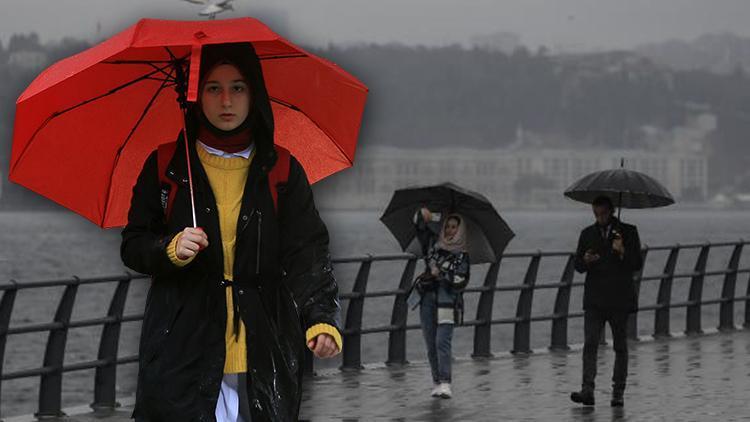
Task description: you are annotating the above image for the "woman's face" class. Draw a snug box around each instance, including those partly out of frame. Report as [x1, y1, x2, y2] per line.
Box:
[200, 64, 251, 131]
[444, 218, 460, 240]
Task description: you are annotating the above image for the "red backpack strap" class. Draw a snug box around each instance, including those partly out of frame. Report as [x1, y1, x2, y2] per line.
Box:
[157, 142, 178, 220]
[268, 145, 291, 213]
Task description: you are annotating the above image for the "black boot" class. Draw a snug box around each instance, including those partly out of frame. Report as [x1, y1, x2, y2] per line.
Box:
[610, 388, 624, 407]
[570, 389, 595, 406]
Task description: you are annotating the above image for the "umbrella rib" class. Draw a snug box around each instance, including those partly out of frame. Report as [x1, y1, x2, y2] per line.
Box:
[164, 47, 181, 63]
[11, 62, 176, 176]
[103, 59, 180, 64]
[146, 62, 181, 82]
[103, 53, 189, 82]
[101, 67, 175, 226]
[121, 71, 175, 155]
[258, 53, 307, 60]
[103, 54, 305, 63]
[269, 97, 353, 166]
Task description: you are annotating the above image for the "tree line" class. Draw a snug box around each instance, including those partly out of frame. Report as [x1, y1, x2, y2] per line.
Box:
[1, 34, 749, 208]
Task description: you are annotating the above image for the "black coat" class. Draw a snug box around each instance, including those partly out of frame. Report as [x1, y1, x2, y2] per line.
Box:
[121, 134, 341, 422]
[574, 218, 643, 313]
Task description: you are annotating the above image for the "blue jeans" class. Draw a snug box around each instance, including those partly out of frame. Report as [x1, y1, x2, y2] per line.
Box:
[420, 289, 454, 383]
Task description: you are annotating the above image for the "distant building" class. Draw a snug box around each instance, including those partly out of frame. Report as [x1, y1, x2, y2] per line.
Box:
[314, 146, 708, 210]
[469, 32, 522, 54]
[8, 50, 48, 69]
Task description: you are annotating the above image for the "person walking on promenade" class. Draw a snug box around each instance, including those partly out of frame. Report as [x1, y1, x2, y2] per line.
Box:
[121, 42, 342, 422]
[570, 195, 642, 408]
[413, 207, 470, 399]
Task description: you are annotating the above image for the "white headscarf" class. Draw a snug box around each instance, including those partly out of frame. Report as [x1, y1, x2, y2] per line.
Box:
[436, 214, 468, 253]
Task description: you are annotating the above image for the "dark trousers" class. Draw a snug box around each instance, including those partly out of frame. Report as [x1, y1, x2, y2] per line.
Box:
[237, 373, 252, 422]
[582, 308, 628, 393]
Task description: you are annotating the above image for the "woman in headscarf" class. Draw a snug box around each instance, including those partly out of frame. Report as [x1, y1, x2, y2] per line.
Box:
[414, 207, 470, 399]
[122, 42, 341, 422]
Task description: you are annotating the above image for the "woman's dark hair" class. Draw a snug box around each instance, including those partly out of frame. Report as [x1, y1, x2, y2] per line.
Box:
[592, 195, 614, 212]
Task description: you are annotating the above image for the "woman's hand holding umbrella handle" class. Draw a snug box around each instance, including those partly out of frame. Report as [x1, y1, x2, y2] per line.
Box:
[175, 227, 209, 260]
[420, 207, 432, 223]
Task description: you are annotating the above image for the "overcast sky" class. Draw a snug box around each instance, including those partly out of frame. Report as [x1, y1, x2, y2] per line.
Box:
[2, 0, 750, 50]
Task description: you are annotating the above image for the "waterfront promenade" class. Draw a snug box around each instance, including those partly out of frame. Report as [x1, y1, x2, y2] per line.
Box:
[5, 329, 750, 421]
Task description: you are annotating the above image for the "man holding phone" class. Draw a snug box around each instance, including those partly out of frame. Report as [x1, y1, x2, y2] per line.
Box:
[570, 196, 643, 407]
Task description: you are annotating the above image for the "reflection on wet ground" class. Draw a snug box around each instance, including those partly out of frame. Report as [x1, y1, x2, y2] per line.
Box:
[301, 330, 750, 421]
[7, 330, 749, 421]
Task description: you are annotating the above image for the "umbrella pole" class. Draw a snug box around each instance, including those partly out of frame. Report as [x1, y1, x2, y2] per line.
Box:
[179, 109, 198, 228]
[173, 54, 198, 228]
[618, 158, 624, 220]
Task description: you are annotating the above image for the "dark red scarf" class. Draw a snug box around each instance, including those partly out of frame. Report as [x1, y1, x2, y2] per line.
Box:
[197, 124, 252, 153]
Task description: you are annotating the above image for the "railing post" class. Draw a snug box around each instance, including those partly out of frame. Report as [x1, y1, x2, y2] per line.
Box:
[550, 255, 575, 351]
[386, 257, 417, 366]
[341, 257, 372, 370]
[472, 261, 501, 358]
[91, 275, 132, 411]
[719, 243, 743, 331]
[686, 244, 710, 335]
[512, 253, 541, 354]
[654, 247, 679, 338]
[744, 259, 750, 329]
[0, 281, 19, 420]
[628, 247, 649, 340]
[37, 278, 79, 419]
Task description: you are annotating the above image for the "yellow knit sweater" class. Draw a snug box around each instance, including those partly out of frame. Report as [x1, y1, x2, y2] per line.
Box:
[166, 145, 342, 373]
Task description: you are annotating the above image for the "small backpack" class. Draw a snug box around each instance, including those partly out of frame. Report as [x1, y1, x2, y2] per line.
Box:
[156, 142, 291, 220]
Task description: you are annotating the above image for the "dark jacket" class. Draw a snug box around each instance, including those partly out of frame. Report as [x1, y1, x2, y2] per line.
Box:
[121, 133, 341, 421]
[413, 210, 471, 322]
[574, 218, 643, 313]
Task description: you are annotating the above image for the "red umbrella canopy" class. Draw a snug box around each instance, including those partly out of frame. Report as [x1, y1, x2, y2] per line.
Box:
[9, 17, 368, 228]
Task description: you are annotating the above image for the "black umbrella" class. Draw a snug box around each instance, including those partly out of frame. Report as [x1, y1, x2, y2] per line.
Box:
[564, 160, 675, 217]
[380, 182, 514, 264]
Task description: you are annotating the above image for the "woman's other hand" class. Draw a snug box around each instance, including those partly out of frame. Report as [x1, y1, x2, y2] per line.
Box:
[307, 333, 340, 358]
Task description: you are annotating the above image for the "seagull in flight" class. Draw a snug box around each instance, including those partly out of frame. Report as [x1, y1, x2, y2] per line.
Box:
[181, 0, 235, 20]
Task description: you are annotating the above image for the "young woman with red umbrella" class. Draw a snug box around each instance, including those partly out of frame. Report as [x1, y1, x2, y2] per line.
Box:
[121, 42, 341, 422]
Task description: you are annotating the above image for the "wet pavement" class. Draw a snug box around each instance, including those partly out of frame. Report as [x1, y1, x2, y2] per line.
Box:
[302, 329, 750, 421]
[7, 329, 750, 421]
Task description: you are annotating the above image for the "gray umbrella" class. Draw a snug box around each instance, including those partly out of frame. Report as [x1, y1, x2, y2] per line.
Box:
[564, 163, 675, 217]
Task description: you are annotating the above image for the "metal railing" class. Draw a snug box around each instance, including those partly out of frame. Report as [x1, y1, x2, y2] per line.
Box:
[338, 240, 750, 368]
[1, 240, 749, 418]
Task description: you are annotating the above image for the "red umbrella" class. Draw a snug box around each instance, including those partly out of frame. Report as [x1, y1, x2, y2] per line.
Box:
[9, 17, 368, 228]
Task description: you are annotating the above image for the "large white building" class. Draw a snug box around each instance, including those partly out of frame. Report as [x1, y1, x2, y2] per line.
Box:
[314, 146, 708, 210]
[7, 50, 48, 69]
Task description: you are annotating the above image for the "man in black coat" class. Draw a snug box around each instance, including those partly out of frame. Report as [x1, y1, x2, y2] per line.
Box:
[570, 196, 642, 408]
